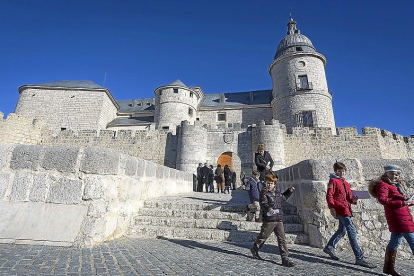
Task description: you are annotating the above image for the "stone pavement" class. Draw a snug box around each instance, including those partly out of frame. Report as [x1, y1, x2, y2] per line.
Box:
[1, 237, 413, 276]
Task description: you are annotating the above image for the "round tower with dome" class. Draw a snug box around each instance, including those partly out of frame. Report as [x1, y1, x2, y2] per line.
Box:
[269, 17, 336, 134]
[154, 79, 204, 133]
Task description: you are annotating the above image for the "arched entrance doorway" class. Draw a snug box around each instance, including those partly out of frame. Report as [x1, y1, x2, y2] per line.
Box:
[216, 152, 242, 189]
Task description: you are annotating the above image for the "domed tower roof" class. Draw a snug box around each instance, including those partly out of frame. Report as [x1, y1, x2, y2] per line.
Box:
[274, 17, 317, 60]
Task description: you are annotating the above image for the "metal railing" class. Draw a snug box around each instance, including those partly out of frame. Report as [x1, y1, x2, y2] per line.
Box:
[296, 82, 313, 91]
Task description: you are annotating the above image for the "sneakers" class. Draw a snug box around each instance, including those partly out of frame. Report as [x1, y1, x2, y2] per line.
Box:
[245, 205, 250, 213]
[355, 258, 377, 268]
[250, 246, 262, 260]
[255, 218, 262, 223]
[281, 257, 295, 267]
[323, 247, 339, 260]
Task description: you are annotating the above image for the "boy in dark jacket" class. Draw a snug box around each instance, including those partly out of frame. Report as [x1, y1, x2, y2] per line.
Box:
[245, 170, 262, 222]
[250, 173, 296, 267]
[323, 162, 376, 268]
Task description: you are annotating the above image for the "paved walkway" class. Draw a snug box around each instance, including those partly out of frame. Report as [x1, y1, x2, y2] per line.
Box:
[1, 236, 413, 275]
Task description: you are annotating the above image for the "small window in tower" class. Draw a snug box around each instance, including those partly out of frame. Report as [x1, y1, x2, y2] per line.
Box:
[162, 126, 169, 130]
[173, 88, 178, 93]
[146, 102, 151, 106]
[196, 118, 200, 121]
[159, 90, 162, 95]
[188, 108, 193, 116]
[302, 111, 314, 127]
[190, 92, 194, 98]
[61, 127, 67, 131]
[296, 47, 303, 51]
[217, 113, 226, 122]
[297, 75, 311, 90]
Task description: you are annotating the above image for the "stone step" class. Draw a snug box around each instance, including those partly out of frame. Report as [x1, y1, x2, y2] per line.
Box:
[138, 208, 301, 223]
[128, 225, 309, 244]
[142, 201, 298, 214]
[134, 216, 304, 232]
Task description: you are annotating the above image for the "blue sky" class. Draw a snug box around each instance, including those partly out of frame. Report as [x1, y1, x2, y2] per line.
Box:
[0, 0, 413, 136]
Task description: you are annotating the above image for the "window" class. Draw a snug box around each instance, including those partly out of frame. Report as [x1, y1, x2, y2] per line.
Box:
[298, 75, 308, 88]
[159, 90, 162, 95]
[162, 126, 169, 130]
[196, 118, 200, 121]
[302, 111, 313, 127]
[173, 88, 178, 93]
[61, 127, 67, 131]
[296, 47, 303, 51]
[188, 108, 193, 116]
[146, 102, 151, 106]
[190, 92, 194, 98]
[217, 113, 226, 122]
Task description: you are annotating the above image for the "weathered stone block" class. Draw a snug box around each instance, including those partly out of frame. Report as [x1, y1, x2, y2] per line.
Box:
[10, 145, 43, 171]
[125, 156, 137, 176]
[0, 144, 14, 170]
[29, 173, 55, 202]
[86, 199, 108, 217]
[41, 146, 80, 173]
[0, 172, 12, 199]
[80, 147, 120, 175]
[145, 161, 156, 178]
[47, 177, 83, 204]
[136, 159, 145, 178]
[83, 176, 107, 200]
[10, 172, 33, 201]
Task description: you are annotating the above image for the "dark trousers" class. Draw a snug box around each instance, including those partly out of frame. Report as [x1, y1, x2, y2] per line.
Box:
[197, 179, 203, 192]
[254, 221, 289, 258]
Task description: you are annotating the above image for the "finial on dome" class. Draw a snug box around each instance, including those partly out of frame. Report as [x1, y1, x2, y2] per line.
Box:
[287, 16, 300, 35]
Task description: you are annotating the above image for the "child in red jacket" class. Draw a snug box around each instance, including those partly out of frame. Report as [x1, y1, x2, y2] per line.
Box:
[323, 162, 376, 268]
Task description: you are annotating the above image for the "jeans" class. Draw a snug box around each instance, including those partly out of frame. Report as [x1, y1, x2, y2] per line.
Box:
[388, 232, 414, 253]
[326, 216, 364, 260]
[209, 183, 214, 193]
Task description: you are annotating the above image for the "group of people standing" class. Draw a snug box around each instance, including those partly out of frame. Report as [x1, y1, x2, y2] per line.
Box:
[244, 144, 414, 272]
[196, 163, 237, 193]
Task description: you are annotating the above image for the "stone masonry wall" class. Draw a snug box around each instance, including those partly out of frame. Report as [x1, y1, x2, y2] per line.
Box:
[276, 158, 414, 259]
[0, 112, 52, 145]
[15, 88, 117, 133]
[197, 107, 273, 127]
[0, 144, 193, 247]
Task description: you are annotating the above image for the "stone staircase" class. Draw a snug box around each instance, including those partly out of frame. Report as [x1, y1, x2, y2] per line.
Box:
[128, 191, 309, 245]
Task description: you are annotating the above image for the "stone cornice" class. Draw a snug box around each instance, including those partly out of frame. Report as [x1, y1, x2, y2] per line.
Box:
[269, 52, 327, 74]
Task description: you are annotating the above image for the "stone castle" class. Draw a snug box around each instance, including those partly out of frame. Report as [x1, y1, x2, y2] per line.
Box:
[3, 18, 413, 178]
[1, 17, 414, 258]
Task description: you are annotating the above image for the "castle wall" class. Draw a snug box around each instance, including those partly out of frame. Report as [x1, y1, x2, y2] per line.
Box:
[15, 88, 117, 133]
[276, 158, 414, 259]
[283, 127, 414, 166]
[197, 107, 272, 126]
[0, 144, 193, 247]
[271, 55, 335, 132]
[0, 112, 51, 145]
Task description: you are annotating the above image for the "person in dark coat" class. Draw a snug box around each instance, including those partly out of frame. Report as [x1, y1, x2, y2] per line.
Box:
[208, 165, 214, 193]
[369, 164, 414, 276]
[223, 165, 232, 194]
[231, 170, 237, 190]
[254, 144, 274, 181]
[215, 164, 224, 193]
[245, 170, 262, 222]
[200, 163, 211, 193]
[250, 173, 295, 267]
[196, 163, 203, 192]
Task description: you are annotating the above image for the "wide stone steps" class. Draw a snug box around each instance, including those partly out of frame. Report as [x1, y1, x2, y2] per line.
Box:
[129, 225, 309, 244]
[134, 216, 304, 232]
[137, 208, 301, 223]
[128, 191, 309, 245]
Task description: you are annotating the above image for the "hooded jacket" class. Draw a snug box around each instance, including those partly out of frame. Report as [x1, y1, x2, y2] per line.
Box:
[245, 177, 261, 203]
[326, 174, 355, 217]
[375, 178, 414, 233]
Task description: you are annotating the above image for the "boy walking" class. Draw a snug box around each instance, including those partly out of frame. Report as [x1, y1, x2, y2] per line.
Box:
[245, 170, 262, 222]
[323, 162, 376, 268]
[250, 173, 296, 267]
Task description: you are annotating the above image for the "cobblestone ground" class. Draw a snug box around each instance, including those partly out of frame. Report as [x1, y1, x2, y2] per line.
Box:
[0, 237, 413, 276]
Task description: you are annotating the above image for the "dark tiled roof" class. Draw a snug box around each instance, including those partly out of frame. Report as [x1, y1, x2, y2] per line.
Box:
[107, 116, 154, 127]
[33, 80, 105, 89]
[200, 90, 272, 107]
[117, 98, 156, 113]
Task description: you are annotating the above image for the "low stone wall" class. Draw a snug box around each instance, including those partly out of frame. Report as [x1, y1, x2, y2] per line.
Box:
[277, 158, 414, 259]
[0, 144, 193, 247]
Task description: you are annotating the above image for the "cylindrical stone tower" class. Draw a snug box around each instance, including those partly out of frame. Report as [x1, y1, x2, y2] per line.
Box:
[252, 119, 286, 170]
[270, 18, 335, 134]
[154, 79, 203, 133]
[176, 120, 208, 174]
